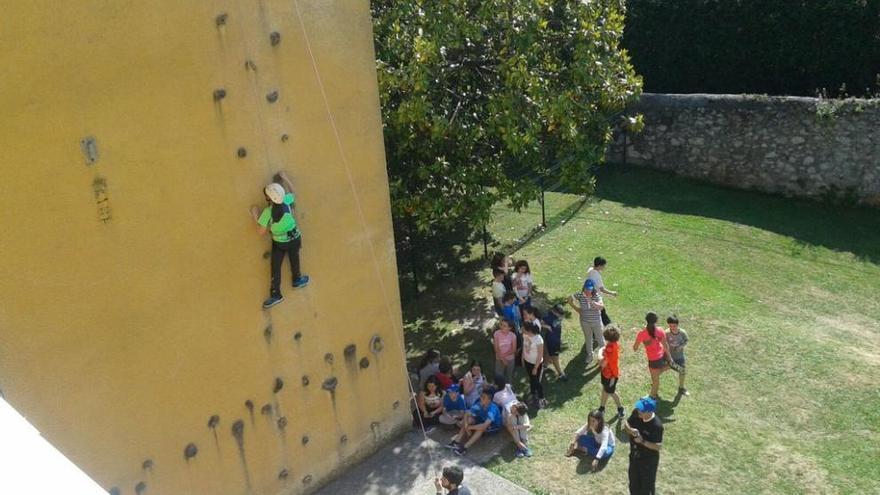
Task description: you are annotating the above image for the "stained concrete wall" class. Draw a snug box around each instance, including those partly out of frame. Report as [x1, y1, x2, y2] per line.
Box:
[0, 1, 410, 494]
[609, 93, 880, 205]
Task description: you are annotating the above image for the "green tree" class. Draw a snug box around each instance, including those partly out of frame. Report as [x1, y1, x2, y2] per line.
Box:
[372, 0, 641, 284]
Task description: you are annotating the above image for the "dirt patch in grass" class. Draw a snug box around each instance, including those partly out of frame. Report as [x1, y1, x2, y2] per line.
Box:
[761, 443, 833, 495]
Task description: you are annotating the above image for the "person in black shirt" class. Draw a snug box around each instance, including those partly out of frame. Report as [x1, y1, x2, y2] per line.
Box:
[434, 465, 472, 495]
[623, 396, 664, 495]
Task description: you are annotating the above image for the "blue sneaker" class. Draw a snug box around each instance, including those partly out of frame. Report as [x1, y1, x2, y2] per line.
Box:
[523, 448, 533, 457]
[262, 295, 284, 309]
[293, 275, 310, 288]
[514, 449, 525, 458]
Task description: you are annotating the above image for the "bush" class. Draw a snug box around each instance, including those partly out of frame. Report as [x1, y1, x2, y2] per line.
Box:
[624, 0, 880, 97]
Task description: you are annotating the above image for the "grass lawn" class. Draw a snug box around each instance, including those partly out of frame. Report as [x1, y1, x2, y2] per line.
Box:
[402, 165, 880, 495]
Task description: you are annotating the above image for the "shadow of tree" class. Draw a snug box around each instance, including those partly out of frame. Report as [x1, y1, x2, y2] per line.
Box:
[595, 163, 880, 264]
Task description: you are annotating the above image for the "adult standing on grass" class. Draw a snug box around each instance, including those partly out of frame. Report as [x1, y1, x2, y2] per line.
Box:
[633, 312, 671, 400]
[587, 256, 617, 325]
[569, 279, 606, 366]
[624, 397, 663, 495]
[249, 171, 309, 310]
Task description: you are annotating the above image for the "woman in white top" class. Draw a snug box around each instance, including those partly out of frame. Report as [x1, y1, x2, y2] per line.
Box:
[521, 321, 546, 407]
[566, 409, 616, 470]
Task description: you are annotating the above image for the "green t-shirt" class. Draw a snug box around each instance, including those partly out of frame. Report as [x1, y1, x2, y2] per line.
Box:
[258, 193, 300, 243]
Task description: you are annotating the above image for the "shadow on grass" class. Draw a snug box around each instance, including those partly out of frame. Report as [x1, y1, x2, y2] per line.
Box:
[595, 164, 880, 264]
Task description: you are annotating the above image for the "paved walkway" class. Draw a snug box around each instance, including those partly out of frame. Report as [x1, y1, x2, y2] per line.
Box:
[314, 429, 532, 495]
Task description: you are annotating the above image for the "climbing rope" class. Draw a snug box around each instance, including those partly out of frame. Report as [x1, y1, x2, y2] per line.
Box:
[291, 0, 442, 477]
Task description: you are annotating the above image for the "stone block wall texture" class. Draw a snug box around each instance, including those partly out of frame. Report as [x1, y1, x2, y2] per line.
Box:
[610, 93, 880, 205]
[0, 1, 410, 495]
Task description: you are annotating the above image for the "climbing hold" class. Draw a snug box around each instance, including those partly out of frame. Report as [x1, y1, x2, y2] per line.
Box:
[301, 375, 310, 386]
[273, 377, 284, 393]
[184, 443, 198, 460]
[293, 331, 302, 341]
[302, 475, 313, 485]
[237, 147, 247, 158]
[261, 404, 273, 416]
[135, 481, 147, 495]
[278, 469, 289, 480]
[344, 344, 357, 361]
[244, 60, 257, 71]
[340, 434, 347, 444]
[142, 459, 154, 471]
[208, 415, 220, 429]
[324, 353, 334, 365]
[370, 335, 384, 354]
[370, 421, 380, 431]
[281, 134, 289, 142]
[263, 250, 272, 260]
[232, 420, 245, 438]
[322, 377, 338, 392]
[213, 88, 226, 102]
[277, 416, 288, 430]
[359, 357, 370, 369]
[245, 400, 254, 413]
[215, 13, 228, 27]
[263, 325, 272, 341]
[301, 435, 309, 445]
[266, 91, 279, 103]
[270, 32, 281, 46]
[392, 400, 400, 410]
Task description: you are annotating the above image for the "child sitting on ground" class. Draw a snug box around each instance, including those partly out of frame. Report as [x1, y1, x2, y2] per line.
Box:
[460, 360, 485, 408]
[566, 409, 616, 471]
[439, 384, 468, 427]
[597, 324, 625, 419]
[507, 402, 532, 458]
[666, 315, 690, 396]
[449, 390, 504, 456]
[434, 357, 456, 390]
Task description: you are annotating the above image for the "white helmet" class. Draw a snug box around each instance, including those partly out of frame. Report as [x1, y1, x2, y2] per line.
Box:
[264, 183, 285, 204]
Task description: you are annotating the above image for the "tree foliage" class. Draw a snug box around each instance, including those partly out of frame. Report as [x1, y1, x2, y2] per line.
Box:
[372, 0, 642, 268]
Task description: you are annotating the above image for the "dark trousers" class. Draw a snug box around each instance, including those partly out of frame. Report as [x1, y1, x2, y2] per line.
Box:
[628, 454, 659, 495]
[524, 361, 544, 399]
[270, 237, 302, 297]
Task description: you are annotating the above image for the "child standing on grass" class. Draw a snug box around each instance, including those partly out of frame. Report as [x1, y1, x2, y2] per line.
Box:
[491, 268, 507, 316]
[597, 324, 625, 419]
[493, 319, 517, 386]
[521, 321, 547, 408]
[512, 260, 534, 308]
[439, 384, 468, 427]
[501, 292, 522, 331]
[633, 312, 671, 400]
[666, 315, 690, 397]
[507, 402, 533, 458]
[542, 304, 568, 382]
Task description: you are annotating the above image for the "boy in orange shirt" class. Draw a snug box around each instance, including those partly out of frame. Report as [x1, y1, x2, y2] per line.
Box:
[598, 324, 625, 419]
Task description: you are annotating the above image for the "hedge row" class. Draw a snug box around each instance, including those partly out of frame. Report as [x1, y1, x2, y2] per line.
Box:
[623, 0, 880, 97]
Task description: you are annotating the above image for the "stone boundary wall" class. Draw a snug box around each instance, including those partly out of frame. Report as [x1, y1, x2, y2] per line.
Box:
[608, 93, 880, 206]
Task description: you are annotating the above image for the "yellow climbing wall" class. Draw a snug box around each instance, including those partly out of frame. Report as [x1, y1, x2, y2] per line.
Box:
[0, 1, 410, 494]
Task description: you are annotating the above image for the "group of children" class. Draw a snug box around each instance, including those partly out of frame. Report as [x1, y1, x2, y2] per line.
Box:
[412, 252, 690, 489]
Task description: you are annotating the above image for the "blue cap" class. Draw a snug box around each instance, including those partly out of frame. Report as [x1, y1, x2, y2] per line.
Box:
[583, 279, 595, 291]
[447, 384, 460, 394]
[634, 396, 657, 413]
